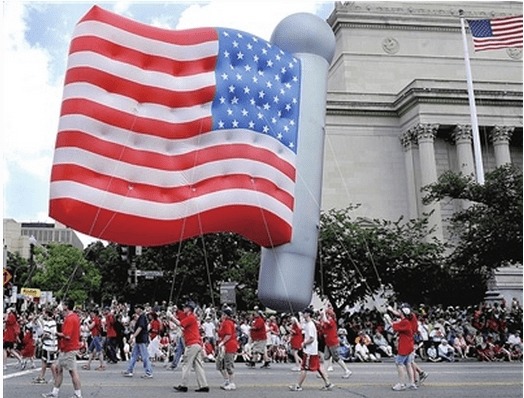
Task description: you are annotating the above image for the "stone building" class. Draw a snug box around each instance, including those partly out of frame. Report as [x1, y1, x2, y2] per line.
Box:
[323, 1, 522, 302]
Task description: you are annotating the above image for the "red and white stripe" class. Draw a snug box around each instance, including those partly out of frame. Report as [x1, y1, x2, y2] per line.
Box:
[49, 6, 295, 247]
[472, 15, 523, 51]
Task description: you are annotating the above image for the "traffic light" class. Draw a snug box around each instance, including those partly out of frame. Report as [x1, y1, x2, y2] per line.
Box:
[121, 245, 129, 263]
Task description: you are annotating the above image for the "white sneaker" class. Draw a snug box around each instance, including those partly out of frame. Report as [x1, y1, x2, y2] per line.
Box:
[342, 370, 352, 379]
[327, 366, 334, 372]
[392, 383, 406, 391]
[224, 383, 236, 390]
[289, 384, 303, 391]
[291, 366, 301, 372]
[41, 393, 58, 398]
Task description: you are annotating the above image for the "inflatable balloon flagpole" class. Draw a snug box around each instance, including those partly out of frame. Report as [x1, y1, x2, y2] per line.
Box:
[258, 13, 336, 312]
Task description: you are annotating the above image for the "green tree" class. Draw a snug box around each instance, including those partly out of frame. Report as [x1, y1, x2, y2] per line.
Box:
[99, 233, 260, 309]
[316, 206, 446, 314]
[83, 242, 130, 304]
[31, 243, 101, 304]
[422, 164, 523, 304]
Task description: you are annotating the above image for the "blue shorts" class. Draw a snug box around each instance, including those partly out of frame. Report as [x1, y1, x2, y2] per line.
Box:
[395, 353, 413, 366]
[88, 336, 103, 352]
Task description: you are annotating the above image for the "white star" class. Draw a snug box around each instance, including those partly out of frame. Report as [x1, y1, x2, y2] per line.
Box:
[252, 76, 258, 83]
[266, 81, 273, 89]
[247, 43, 253, 50]
[218, 120, 225, 128]
[257, 112, 264, 119]
[223, 31, 230, 37]
[227, 108, 233, 116]
[224, 50, 230, 58]
[241, 108, 249, 116]
[248, 121, 255, 129]
[232, 119, 239, 128]
[253, 55, 259, 62]
[271, 117, 277, 124]
[262, 48, 268, 55]
[219, 96, 226, 104]
[266, 59, 273, 67]
[228, 85, 235, 93]
[232, 40, 239, 48]
[273, 96, 279, 103]
[285, 104, 291, 111]
[249, 98, 256, 105]
[277, 132, 283, 140]
[263, 125, 269, 133]
[221, 73, 228, 80]
[237, 51, 244, 60]
[263, 103, 270, 110]
[258, 90, 265, 98]
[289, 142, 295, 149]
[275, 54, 281, 61]
[237, 32, 243, 38]
[244, 64, 252, 72]
[236, 73, 242, 81]
[231, 97, 239, 105]
[274, 74, 281, 81]
[243, 86, 251, 94]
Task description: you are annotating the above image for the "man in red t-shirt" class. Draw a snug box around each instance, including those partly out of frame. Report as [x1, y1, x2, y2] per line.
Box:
[389, 304, 416, 391]
[83, 308, 105, 370]
[42, 299, 83, 398]
[320, 309, 352, 378]
[172, 301, 209, 393]
[3, 307, 22, 369]
[247, 309, 271, 368]
[103, 307, 119, 363]
[216, 308, 239, 390]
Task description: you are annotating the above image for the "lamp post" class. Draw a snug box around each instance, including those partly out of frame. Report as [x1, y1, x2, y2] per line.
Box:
[25, 235, 38, 287]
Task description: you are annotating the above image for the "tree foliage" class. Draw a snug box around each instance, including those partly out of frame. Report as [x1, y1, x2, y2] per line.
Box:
[423, 164, 522, 270]
[31, 243, 101, 304]
[315, 206, 446, 314]
[420, 164, 523, 305]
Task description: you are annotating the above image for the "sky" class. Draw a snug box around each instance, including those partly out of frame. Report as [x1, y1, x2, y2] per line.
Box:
[1, 0, 335, 246]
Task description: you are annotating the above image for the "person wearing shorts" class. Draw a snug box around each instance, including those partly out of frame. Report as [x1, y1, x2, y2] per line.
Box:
[42, 299, 83, 398]
[390, 305, 416, 391]
[289, 308, 334, 392]
[216, 308, 239, 390]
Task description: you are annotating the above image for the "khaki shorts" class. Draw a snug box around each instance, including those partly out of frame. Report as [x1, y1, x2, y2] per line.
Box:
[216, 352, 236, 375]
[58, 351, 78, 371]
[251, 340, 266, 354]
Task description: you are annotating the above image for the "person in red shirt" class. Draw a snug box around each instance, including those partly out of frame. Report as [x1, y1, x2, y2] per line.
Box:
[42, 299, 83, 398]
[288, 316, 303, 371]
[83, 309, 105, 370]
[320, 308, 352, 378]
[20, 324, 36, 370]
[3, 307, 22, 369]
[216, 308, 239, 390]
[247, 309, 271, 368]
[388, 304, 416, 391]
[103, 307, 118, 363]
[172, 301, 209, 393]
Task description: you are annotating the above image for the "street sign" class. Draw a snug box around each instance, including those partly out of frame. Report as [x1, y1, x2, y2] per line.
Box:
[3, 269, 12, 286]
[129, 270, 164, 279]
[21, 287, 42, 298]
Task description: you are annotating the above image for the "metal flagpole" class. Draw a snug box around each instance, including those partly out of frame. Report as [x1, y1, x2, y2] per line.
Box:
[459, 10, 485, 184]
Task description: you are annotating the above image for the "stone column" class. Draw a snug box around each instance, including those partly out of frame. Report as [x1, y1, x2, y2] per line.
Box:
[414, 123, 443, 241]
[400, 130, 418, 219]
[452, 125, 475, 177]
[490, 126, 514, 167]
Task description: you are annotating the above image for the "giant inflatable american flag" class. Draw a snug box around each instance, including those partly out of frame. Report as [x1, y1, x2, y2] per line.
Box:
[49, 6, 300, 247]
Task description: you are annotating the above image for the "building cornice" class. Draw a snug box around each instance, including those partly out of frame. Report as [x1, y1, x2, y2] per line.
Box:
[327, 79, 523, 117]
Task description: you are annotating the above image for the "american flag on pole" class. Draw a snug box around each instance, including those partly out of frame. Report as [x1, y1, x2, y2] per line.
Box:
[49, 6, 300, 247]
[467, 15, 523, 51]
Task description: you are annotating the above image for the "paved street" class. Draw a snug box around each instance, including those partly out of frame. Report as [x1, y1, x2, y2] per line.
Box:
[3, 359, 522, 398]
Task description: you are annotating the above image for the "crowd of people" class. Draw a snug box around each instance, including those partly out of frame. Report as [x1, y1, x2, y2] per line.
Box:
[3, 295, 523, 395]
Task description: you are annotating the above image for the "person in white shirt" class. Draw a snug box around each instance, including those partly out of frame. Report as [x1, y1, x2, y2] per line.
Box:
[34, 308, 58, 384]
[289, 308, 333, 392]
